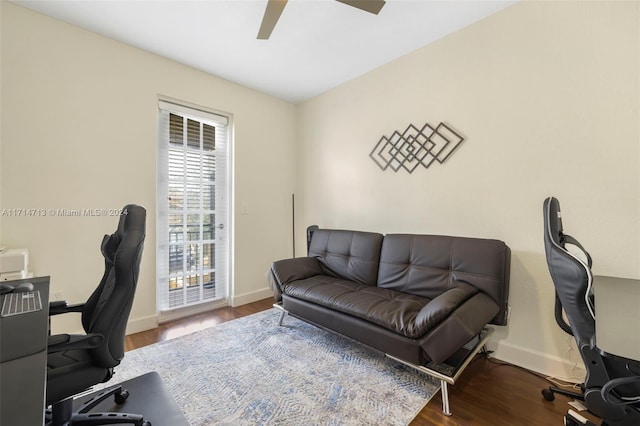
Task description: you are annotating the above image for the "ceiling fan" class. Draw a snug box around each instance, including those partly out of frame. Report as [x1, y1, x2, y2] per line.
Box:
[257, 0, 386, 40]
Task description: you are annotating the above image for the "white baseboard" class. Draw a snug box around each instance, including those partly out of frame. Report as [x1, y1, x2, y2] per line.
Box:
[489, 340, 586, 383]
[125, 289, 274, 334]
[159, 299, 228, 324]
[231, 287, 274, 307]
[125, 314, 159, 335]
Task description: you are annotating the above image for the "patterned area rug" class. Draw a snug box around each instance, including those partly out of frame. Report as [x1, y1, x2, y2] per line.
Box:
[107, 309, 439, 425]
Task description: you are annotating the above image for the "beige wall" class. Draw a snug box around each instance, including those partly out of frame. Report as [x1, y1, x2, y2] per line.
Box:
[2, 1, 638, 378]
[0, 3, 296, 333]
[296, 1, 639, 377]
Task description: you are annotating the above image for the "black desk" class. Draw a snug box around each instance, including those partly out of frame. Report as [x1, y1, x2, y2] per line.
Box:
[73, 372, 189, 426]
[0, 276, 50, 426]
[1, 277, 187, 426]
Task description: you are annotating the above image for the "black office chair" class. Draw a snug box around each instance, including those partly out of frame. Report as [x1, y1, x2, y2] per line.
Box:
[45, 205, 149, 426]
[542, 196, 640, 426]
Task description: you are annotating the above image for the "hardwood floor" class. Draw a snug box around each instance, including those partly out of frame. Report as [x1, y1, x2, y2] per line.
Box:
[125, 298, 591, 425]
[124, 298, 274, 351]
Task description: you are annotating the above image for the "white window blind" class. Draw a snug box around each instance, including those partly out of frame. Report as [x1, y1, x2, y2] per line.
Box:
[157, 100, 229, 312]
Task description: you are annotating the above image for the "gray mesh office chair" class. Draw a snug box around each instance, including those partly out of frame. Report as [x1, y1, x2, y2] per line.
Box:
[45, 205, 149, 426]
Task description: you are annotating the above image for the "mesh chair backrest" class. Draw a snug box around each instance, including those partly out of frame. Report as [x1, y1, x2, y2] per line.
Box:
[81, 205, 146, 367]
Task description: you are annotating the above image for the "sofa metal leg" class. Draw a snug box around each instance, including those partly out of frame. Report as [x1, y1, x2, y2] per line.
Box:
[441, 380, 452, 416]
[385, 327, 494, 418]
[273, 303, 287, 326]
[278, 310, 287, 326]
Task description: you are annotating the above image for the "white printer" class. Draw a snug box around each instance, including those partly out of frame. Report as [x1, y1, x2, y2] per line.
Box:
[0, 248, 32, 281]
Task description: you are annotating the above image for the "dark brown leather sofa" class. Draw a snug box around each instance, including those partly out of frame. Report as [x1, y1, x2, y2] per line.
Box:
[267, 226, 511, 415]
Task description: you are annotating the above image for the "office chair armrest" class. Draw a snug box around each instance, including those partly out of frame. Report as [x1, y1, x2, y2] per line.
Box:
[49, 301, 85, 316]
[47, 333, 104, 353]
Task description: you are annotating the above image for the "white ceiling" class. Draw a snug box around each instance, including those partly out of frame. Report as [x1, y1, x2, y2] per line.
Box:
[13, 0, 516, 104]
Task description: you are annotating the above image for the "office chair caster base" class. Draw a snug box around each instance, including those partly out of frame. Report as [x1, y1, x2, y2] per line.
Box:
[114, 389, 129, 404]
[70, 412, 147, 425]
[46, 385, 149, 426]
[542, 385, 584, 402]
[542, 388, 555, 401]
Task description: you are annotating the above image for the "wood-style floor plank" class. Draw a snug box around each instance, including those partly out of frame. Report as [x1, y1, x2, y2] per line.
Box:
[125, 298, 591, 425]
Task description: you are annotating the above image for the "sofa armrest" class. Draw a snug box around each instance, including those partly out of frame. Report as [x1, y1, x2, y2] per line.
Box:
[420, 292, 500, 363]
[413, 283, 478, 335]
[267, 257, 324, 302]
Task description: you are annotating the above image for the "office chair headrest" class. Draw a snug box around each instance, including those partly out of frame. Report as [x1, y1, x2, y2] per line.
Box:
[101, 205, 145, 265]
[544, 196, 564, 245]
[117, 204, 146, 234]
[545, 196, 592, 267]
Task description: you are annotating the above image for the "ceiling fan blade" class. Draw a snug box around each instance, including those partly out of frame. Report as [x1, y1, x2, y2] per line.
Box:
[257, 0, 288, 40]
[335, 0, 386, 15]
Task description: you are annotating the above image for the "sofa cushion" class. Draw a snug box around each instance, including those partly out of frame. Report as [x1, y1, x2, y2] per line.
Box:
[308, 229, 383, 286]
[377, 234, 510, 325]
[283, 275, 480, 339]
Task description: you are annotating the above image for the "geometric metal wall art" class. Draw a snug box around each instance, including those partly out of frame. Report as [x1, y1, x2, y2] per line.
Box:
[369, 122, 465, 173]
